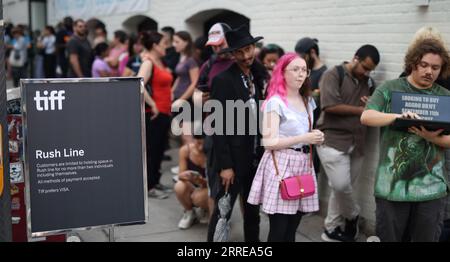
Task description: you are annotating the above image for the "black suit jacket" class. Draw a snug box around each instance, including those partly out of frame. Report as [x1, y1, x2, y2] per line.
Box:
[210, 62, 266, 174]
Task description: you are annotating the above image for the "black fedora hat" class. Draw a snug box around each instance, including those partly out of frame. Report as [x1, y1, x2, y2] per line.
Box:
[219, 25, 263, 54]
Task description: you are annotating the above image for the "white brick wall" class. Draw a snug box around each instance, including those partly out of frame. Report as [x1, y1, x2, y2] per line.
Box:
[3, 0, 29, 26]
[6, 0, 449, 81]
[37, 0, 450, 82]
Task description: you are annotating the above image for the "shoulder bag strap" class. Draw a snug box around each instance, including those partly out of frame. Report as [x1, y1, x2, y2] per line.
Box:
[302, 97, 313, 172]
[271, 150, 286, 184]
[271, 97, 314, 179]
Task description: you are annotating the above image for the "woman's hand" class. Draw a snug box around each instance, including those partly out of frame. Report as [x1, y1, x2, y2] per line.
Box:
[150, 103, 159, 120]
[305, 129, 325, 145]
[178, 170, 193, 182]
[192, 175, 207, 188]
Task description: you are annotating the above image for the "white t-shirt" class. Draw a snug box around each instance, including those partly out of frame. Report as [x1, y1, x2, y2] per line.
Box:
[264, 95, 316, 148]
[8, 36, 27, 67]
[42, 35, 56, 55]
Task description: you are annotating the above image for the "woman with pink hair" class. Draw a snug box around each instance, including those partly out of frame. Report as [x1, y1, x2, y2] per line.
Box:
[248, 53, 324, 242]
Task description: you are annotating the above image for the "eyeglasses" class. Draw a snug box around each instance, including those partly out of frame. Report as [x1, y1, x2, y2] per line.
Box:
[285, 67, 311, 77]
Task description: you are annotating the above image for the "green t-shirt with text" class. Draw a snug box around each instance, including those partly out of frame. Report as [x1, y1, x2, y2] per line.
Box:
[366, 77, 450, 201]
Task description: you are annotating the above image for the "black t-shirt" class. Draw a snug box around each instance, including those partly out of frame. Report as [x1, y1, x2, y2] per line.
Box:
[126, 55, 142, 75]
[310, 65, 327, 90]
[67, 35, 93, 77]
[55, 29, 72, 57]
[163, 47, 180, 73]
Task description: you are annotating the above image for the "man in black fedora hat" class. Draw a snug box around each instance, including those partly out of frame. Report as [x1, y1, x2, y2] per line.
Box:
[207, 25, 267, 242]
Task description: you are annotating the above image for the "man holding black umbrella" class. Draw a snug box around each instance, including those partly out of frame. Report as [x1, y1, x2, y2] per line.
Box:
[207, 25, 267, 242]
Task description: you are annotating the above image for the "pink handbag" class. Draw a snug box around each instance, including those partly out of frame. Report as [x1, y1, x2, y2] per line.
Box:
[271, 150, 315, 200]
[279, 172, 315, 200]
[271, 97, 315, 200]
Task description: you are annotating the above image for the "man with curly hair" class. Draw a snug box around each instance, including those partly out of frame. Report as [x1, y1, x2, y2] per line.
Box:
[361, 33, 450, 242]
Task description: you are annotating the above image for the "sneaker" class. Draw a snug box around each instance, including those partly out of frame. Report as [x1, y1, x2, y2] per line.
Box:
[321, 227, 355, 242]
[366, 236, 381, 242]
[194, 207, 209, 224]
[155, 183, 174, 193]
[178, 210, 196, 229]
[148, 188, 169, 199]
[171, 166, 180, 174]
[344, 215, 359, 240]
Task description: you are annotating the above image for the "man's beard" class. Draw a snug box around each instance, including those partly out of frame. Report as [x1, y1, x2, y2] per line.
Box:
[307, 56, 315, 71]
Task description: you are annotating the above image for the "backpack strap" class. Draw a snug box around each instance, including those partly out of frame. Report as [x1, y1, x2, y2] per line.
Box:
[336, 64, 377, 94]
[197, 54, 217, 92]
[336, 65, 345, 89]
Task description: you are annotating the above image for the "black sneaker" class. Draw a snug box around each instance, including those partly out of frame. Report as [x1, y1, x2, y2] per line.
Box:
[344, 215, 359, 240]
[321, 227, 355, 242]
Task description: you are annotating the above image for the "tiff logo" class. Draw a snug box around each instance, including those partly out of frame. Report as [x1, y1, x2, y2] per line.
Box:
[34, 90, 66, 111]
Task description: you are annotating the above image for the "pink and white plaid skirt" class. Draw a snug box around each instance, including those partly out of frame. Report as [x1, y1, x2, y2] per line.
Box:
[247, 149, 319, 214]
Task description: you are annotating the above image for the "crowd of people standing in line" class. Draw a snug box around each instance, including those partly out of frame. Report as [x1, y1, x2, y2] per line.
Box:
[4, 16, 450, 242]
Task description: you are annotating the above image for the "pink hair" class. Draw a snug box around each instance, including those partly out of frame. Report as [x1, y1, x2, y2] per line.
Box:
[263, 52, 301, 109]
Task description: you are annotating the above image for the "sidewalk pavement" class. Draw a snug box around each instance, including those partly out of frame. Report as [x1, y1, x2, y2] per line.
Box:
[75, 146, 367, 242]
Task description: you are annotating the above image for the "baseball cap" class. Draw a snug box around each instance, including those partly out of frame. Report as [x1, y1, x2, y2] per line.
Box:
[295, 37, 318, 54]
[205, 23, 231, 46]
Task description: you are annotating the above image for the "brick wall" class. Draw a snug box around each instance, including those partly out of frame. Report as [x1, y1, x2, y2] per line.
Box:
[6, 0, 450, 81]
[3, 0, 29, 26]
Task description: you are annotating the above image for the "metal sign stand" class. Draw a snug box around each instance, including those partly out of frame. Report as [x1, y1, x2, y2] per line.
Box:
[109, 226, 115, 242]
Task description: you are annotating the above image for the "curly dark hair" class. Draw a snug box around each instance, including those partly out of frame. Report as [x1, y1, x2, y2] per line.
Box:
[404, 38, 450, 79]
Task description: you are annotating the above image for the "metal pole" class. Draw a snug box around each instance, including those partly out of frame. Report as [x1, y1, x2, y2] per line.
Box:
[109, 226, 115, 242]
[0, 0, 13, 242]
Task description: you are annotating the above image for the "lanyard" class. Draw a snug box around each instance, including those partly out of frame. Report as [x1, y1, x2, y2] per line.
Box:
[240, 72, 255, 98]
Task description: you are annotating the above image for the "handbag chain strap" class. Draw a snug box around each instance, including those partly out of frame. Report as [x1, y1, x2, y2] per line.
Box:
[271, 96, 314, 180]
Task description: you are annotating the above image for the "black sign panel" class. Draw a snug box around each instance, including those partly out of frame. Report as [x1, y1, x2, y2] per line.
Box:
[22, 78, 147, 236]
[391, 92, 450, 134]
[391, 92, 450, 121]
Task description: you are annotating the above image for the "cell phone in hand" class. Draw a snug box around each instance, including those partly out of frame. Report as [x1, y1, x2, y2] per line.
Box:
[190, 171, 202, 177]
[190, 171, 205, 187]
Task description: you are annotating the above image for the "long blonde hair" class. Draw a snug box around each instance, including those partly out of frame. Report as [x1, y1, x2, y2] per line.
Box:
[408, 26, 449, 52]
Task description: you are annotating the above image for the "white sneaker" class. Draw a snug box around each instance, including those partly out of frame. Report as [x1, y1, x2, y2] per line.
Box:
[148, 188, 169, 199]
[171, 166, 180, 174]
[194, 207, 209, 224]
[178, 210, 196, 229]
